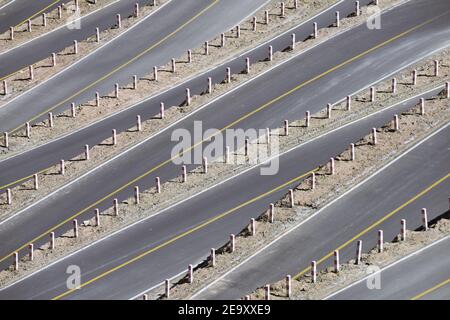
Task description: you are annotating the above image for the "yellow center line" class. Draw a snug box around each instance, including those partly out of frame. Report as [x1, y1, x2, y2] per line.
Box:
[293, 172, 450, 280]
[0, 10, 446, 266]
[14, 0, 63, 29]
[51, 168, 317, 300]
[411, 278, 450, 300]
[3, 0, 220, 130]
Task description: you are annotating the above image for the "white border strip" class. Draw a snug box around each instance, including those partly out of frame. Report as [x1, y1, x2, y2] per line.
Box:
[0, 0, 16, 11]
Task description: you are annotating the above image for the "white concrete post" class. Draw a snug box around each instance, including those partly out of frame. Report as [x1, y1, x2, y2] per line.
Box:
[186, 88, 191, 106]
[73, 219, 79, 238]
[226, 67, 231, 84]
[136, 115, 142, 132]
[51, 53, 56, 67]
[392, 78, 397, 94]
[43, 13, 47, 26]
[434, 60, 439, 77]
[48, 112, 54, 128]
[73, 40, 78, 54]
[133, 75, 137, 90]
[95, 208, 100, 227]
[112, 129, 117, 145]
[134, 186, 140, 204]
[182, 165, 187, 182]
[207, 77, 212, 94]
[305, 110, 310, 127]
[264, 10, 269, 25]
[96, 27, 100, 42]
[187, 49, 192, 63]
[284, 119, 289, 136]
[29, 65, 34, 80]
[288, 189, 294, 208]
[400, 219, 406, 241]
[244, 138, 249, 156]
[419, 98, 425, 115]
[25, 122, 31, 138]
[350, 143, 355, 161]
[50, 232, 55, 249]
[6, 188, 12, 205]
[311, 172, 316, 189]
[291, 33, 295, 50]
[355, 240, 362, 264]
[160, 102, 165, 119]
[27, 19, 32, 32]
[236, 25, 240, 38]
[245, 57, 250, 74]
[229, 234, 236, 252]
[393, 114, 399, 131]
[60, 159, 65, 175]
[280, 2, 285, 17]
[85, 144, 90, 160]
[33, 174, 39, 190]
[266, 128, 270, 144]
[313, 22, 318, 39]
[113, 198, 119, 216]
[378, 230, 383, 253]
[116, 14, 121, 28]
[329, 157, 335, 175]
[171, 58, 176, 73]
[203, 156, 208, 174]
[204, 41, 209, 55]
[75, 0, 79, 10]
[142, 294, 148, 300]
[58, 5, 62, 19]
[346, 95, 352, 111]
[220, 33, 225, 47]
[252, 16, 257, 31]
[327, 103, 332, 119]
[13, 252, 18, 271]
[286, 275, 292, 298]
[371, 128, 377, 145]
[421, 208, 428, 231]
[334, 250, 340, 273]
[165, 279, 170, 298]
[250, 218, 256, 236]
[134, 3, 139, 17]
[153, 66, 158, 81]
[269, 203, 274, 223]
[446, 82, 450, 99]
[210, 248, 216, 267]
[311, 260, 317, 283]
[2, 80, 7, 95]
[265, 284, 270, 300]
[294, 0, 298, 9]
[29, 243, 34, 261]
[225, 146, 230, 163]
[9, 27, 14, 40]
[115, 83, 119, 98]
[3, 132, 9, 148]
[188, 264, 193, 283]
[370, 86, 375, 102]
[268, 45, 273, 61]
[335, 11, 340, 27]
[155, 177, 161, 193]
[71, 103, 76, 117]
[355, 1, 360, 16]
[412, 70, 417, 85]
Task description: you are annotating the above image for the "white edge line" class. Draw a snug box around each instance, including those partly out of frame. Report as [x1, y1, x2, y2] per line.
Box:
[0, 0, 122, 57]
[0, 82, 446, 294]
[0, 0, 173, 110]
[323, 235, 450, 300]
[190, 121, 450, 299]
[0, 0, 16, 11]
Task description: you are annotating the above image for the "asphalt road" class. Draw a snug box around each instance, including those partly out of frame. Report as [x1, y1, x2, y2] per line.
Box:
[0, 0, 370, 191]
[0, 0, 449, 274]
[193, 124, 450, 300]
[326, 236, 450, 300]
[0, 0, 173, 80]
[0, 91, 448, 299]
[0, 0, 271, 133]
[0, 0, 72, 34]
